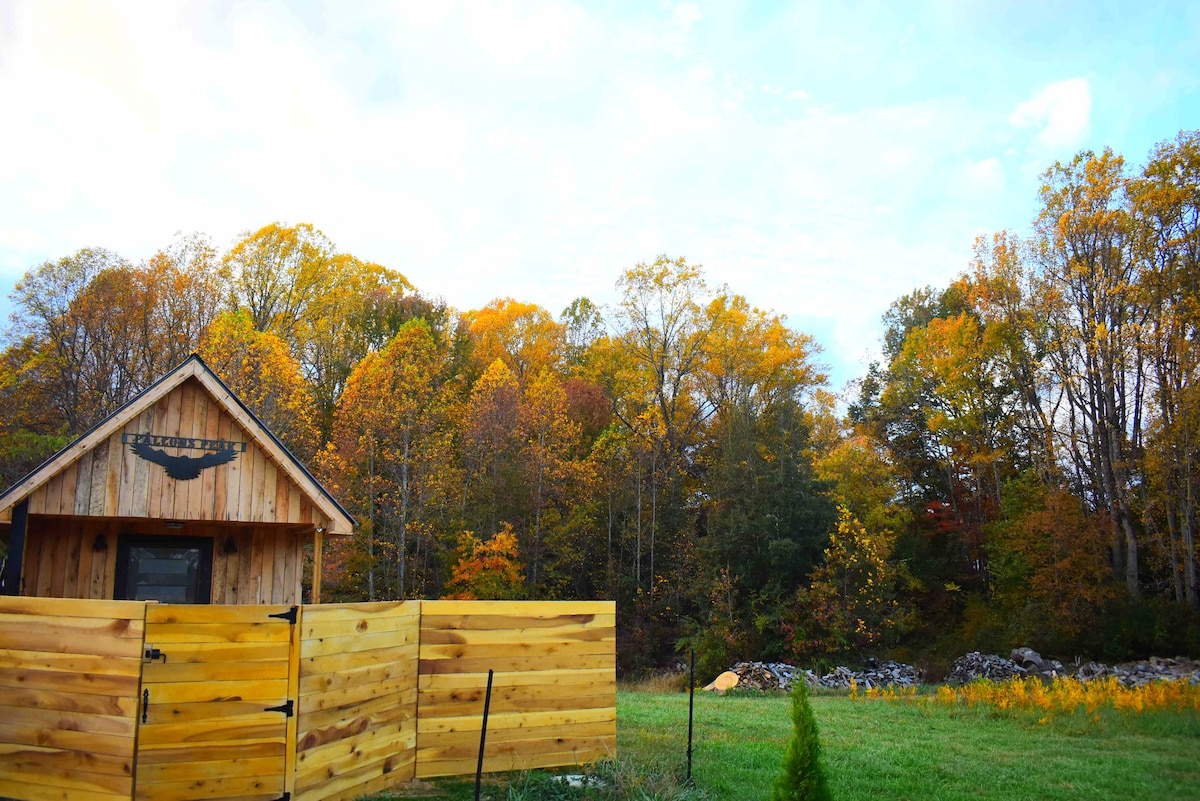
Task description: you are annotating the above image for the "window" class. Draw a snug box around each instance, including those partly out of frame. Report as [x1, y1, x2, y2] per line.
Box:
[114, 535, 213, 603]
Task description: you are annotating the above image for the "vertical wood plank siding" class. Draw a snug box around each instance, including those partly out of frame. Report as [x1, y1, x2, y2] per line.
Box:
[19, 521, 307, 605]
[21, 377, 334, 531]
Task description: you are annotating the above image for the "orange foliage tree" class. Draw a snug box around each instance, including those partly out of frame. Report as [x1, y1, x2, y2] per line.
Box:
[443, 523, 526, 600]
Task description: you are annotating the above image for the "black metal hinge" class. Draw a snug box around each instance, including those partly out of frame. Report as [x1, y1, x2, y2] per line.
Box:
[264, 699, 294, 717]
[272, 794, 290, 801]
[268, 606, 298, 624]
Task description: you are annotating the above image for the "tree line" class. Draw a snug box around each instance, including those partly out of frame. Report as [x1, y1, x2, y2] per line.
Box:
[2, 131, 1197, 675]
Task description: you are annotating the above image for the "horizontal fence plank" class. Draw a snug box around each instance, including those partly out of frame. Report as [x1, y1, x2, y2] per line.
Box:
[295, 718, 415, 774]
[299, 644, 414, 676]
[0, 597, 145, 620]
[419, 612, 615, 631]
[299, 657, 416, 696]
[0, 721, 135, 758]
[141, 641, 290, 663]
[301, 628, 417, 659]
[143, 621, 292, 645]
[301, 675, 415, 714]
[136, 742, 285, 766]
[141, 678, 288, 704]
[418, 667, 609, 690]
[415, 737, 615, 779]
[419, 653, 615, 675]
[298, 600, 418, 623]
[0, 704, 136, 738]
[0, 777, 129, 801]
[301, 609, 420, 640]
[294, 720, 415, 788]
[145, 604, 293, 625]
[136, 754, 279, 784]
[0, 756, 134, 796]
[0, 742, 134, 778]
[0, 665, 141, 697]
[298, 687, 417, 734]
[419, 640, 613, 662]
[420, 600, 612, 617]
[0, 648, 142, 677]
[141, 659, 286, 684]
[417, 706, 615, 735]
[0, 686, 139, 718]
[134, 772, 285, 801]
[136, 717, 287, 748]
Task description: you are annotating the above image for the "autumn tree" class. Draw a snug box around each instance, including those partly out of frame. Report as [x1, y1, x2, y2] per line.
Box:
[199, 310, 319, 461]
[443, 523, 526, 600]
[224, 222, 337, 346]
[468, 298, 566, 381]
[987, 471, 1116, 651]
[1128, 131, 1200, 607]
[321, 320, 449, 600]
[1036, 148, 1147, 596]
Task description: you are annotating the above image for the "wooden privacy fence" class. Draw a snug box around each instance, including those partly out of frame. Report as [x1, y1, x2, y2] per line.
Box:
[0, 597, 615, 801]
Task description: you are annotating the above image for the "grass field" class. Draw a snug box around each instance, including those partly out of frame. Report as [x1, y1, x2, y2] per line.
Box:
[371, 688, 1200, 800]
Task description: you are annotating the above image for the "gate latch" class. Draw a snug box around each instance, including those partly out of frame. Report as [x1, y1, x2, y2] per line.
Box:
[143, 645, 166, 663]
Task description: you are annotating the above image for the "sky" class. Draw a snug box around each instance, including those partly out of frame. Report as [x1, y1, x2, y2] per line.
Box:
[1, 1, 1197, 391]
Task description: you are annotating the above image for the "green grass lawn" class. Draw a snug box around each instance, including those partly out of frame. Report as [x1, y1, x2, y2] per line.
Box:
[371, 689, 1200, 801]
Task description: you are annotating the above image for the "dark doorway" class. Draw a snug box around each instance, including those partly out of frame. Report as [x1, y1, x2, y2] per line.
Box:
[114, 534, 213, 603]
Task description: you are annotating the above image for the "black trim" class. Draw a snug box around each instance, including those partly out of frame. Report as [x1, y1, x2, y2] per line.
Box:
[0, 499, 27, 595]
[114, 533, 214, 604]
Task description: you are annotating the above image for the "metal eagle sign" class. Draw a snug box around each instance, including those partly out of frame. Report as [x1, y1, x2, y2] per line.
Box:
[122, 433, 246, 481]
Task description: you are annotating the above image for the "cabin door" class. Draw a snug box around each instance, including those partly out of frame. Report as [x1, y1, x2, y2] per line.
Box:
[134, 604, 298, 801]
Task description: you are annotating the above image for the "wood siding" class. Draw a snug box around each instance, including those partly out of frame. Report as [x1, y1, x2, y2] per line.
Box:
[18, 520, 309, 605]
[295, 601, 420, 801]
[416, 600, 617, 778]
[0, 598, 617, 801]
[136, 604, 295, 801]
[22, 377, 333, 531]
[0, 597, 144, 801]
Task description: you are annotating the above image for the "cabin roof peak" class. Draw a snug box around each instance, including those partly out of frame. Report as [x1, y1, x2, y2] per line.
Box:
[0, 354, 354, 534]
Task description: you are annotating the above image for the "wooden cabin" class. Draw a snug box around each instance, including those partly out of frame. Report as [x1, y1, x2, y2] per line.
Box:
[0, 355, 354, 605]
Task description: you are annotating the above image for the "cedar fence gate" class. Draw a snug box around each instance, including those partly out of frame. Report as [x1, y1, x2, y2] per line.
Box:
[0, 597, 616, 801]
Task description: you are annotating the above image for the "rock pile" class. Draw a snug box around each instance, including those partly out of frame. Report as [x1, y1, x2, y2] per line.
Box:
[708, 650, 1199, 694]
[720, 660, 917, 692]
[1010, 647, 1066, 679]
[945, 651, 1027, 684]
[1077, 656, 1200, 687]
[726, 661, 800, 691]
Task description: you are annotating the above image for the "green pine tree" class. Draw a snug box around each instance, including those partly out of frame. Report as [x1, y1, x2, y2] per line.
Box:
[771, 679, 832, 801]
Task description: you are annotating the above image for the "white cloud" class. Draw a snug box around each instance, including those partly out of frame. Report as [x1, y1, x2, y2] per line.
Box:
[1008, 78, 1091, 148]
[661, 1, 703, 57]
[966, 158, 1005, 191]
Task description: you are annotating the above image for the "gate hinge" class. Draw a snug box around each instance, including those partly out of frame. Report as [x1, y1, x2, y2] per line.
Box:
[268, 606, 298, 624]
[272, 794, 290, 801]
[265, 699, 294, 717]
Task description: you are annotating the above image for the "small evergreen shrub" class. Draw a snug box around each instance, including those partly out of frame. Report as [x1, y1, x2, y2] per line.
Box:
[770, 679, 832, 801]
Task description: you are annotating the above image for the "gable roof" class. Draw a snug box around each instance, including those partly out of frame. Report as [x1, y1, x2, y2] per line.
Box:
[0, 354, 354, 534]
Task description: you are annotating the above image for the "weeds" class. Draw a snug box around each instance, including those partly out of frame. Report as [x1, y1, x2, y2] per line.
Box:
[852, 675, 1200, 725]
